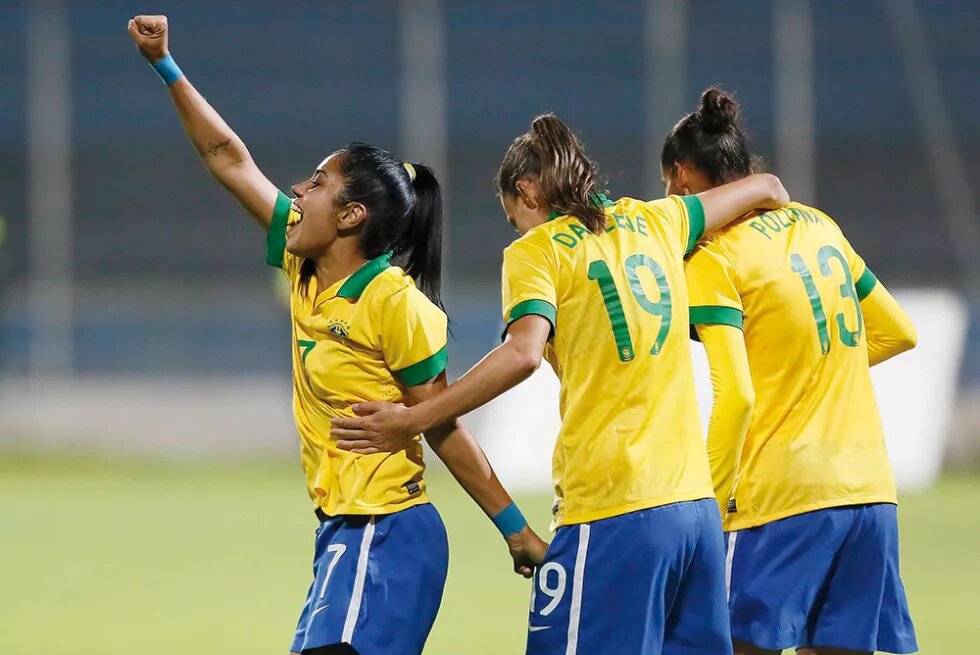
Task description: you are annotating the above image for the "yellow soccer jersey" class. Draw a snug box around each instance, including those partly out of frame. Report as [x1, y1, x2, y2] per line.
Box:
[502, 194, 714, 528]
[266, 191, 448, 516]
[686, 202, 897, 532]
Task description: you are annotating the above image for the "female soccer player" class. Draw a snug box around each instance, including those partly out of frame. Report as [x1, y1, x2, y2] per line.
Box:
[664, 88, 918, 655]
[332, 113, 789, 654]
[127, 15, 547, 655]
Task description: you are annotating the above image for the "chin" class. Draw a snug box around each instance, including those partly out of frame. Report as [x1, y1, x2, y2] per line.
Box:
[286, 240, 328, 260]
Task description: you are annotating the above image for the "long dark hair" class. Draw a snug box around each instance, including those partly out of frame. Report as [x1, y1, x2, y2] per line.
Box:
[661, 87, 755, 185]
[495, 113, 607, 233]
[299, 143, 443, 307]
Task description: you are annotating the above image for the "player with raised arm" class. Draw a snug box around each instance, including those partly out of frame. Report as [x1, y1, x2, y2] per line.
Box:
[127, 15, 547, 655]
[664, 88, 918, 655]
[332, 113, 790, 654]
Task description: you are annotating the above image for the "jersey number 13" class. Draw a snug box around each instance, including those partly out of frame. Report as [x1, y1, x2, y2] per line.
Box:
[790, 245, 864, 355]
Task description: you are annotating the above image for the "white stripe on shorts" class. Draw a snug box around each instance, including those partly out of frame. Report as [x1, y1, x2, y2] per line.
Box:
[342, 516, 376, 643]
[565, 523, 591, 655]
[725, 531, 738, 600]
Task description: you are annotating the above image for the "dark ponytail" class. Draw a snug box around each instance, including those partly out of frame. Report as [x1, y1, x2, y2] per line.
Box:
[299, 143, 443, 307]
[496, 113, 608, 233]
[401, 162, 443, 307]
[661, 87, 754, 185]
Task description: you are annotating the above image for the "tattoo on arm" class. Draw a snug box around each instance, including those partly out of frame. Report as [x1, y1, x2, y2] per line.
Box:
[205, 140, 231, 157]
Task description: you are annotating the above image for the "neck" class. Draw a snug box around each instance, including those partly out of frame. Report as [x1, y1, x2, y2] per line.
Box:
[313, 237, 368, 291]
[531, 210, 551, 228]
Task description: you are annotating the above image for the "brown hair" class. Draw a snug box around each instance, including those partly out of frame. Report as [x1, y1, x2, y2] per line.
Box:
[495, 113, 607, 233]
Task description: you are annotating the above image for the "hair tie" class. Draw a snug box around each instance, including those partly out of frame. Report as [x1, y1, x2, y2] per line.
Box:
[403, 163, 417, 181]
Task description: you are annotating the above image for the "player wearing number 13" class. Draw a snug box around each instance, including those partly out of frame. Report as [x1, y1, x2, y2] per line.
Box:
[332, 114, 790, 654]
[668, 89, 918, 655]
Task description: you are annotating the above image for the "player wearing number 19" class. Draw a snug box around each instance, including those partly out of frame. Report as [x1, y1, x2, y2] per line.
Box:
[332, 114, 790, 654]
[667, 88, 918, 655]
[127, 15, 547, 655]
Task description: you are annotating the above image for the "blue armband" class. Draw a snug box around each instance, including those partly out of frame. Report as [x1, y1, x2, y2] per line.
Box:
[150, 54, 184, 86]
[492, 502, 527, 537]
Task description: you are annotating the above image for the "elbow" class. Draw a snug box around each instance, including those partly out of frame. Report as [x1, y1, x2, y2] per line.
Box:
[763, 173, 790, 206]
[898, 325, 918, 353]
[734, 386, 755, 424]
[508, 341, 543, 379]
[514, 348, 542, 379]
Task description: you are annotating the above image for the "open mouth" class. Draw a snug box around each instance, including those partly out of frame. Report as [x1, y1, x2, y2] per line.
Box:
[286, 201, 303, 228]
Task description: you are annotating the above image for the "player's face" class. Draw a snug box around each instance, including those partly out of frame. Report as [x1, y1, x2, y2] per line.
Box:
[287, 154, 349, 258]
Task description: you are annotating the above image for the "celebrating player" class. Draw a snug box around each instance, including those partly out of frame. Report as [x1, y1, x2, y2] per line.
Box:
[128, 15, 547, 655]
[666, 88, 918, 655]
[332, 113, 789, 654]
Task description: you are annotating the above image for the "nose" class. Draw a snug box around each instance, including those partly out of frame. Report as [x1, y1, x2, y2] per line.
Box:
[291, 182, 304, 198]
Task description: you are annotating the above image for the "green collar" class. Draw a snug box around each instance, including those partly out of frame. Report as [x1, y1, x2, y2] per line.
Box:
[337, 253, 392, 299]
[546, 193, 615, 221]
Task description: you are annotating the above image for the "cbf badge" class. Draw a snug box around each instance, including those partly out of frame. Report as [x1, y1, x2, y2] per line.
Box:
[327, 319, 350, 339]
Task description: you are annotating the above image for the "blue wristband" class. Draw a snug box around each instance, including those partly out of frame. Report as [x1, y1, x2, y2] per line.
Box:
[492, 502, 527, 537]
[150, 54, 183, 86]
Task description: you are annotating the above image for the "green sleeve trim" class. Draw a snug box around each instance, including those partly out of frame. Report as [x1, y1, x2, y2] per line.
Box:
[265, 191, 291, 268]
[855, 268, 878, 301]
[689, 305, 743, 329]
[680, 195, 706, 255]
[394, 346, 448, 387]
[506, 299, 557, 338]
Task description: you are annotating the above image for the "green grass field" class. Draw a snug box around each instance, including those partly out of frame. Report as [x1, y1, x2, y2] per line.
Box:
[1, 454, 976, 654]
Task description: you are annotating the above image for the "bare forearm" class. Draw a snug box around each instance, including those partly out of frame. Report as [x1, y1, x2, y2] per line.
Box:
[698, 173, 789, 235]
[425, 421, 513, 518]
[413, 342, 536, 433]
[168, 77, 252, 176]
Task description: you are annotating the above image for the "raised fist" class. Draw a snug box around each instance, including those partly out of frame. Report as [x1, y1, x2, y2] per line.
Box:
[127, 15, 169, 62]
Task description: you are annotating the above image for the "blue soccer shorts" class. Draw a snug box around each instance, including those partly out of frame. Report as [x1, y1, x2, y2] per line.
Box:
[526, 498, 732, 655]
[725, 503, 917, 653]
[290, 503, 448, 655]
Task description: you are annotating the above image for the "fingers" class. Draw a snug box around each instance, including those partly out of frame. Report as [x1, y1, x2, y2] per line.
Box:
[330, 416, 366, 430]
[351, 401, 388, 416]
[330, 427, 372, 441]
[347, 446, 383, 455]
[127, 19, 138, 38]
[131, 15, 166, 35]
[335, 440, 382, 453]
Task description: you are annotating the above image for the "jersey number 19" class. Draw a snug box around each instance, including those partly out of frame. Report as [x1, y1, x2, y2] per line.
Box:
[587, 254, 672, 363]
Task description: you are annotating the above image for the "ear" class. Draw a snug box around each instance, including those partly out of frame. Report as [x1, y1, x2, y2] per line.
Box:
[514, 179, 541, 211]
[338, 202, 368, 230]
[674, 163, 693, 196]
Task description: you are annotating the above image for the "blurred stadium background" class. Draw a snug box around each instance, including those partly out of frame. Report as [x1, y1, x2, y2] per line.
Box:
[1, 1, 978, 653]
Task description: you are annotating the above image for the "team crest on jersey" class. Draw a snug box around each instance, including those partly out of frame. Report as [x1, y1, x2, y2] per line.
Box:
[327, 320, 350, 339]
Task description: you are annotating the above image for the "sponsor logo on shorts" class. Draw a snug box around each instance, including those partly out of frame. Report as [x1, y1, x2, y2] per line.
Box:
[528, 625, 550, 632]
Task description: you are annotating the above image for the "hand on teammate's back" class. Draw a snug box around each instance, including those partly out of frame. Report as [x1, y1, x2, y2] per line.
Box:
[332, 402, 418, 454]
[127, 14, 169, 62]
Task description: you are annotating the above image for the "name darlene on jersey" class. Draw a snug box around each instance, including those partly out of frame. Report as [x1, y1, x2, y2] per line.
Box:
[502, 194, 715, 528]
[687, 202, 897, 532]
[267, 191, 449, 517]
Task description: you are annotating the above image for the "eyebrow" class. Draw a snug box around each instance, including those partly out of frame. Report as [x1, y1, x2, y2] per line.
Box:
[313, 170, 325, 181]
